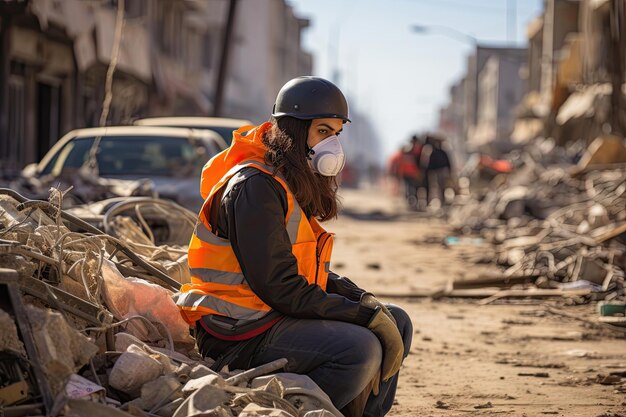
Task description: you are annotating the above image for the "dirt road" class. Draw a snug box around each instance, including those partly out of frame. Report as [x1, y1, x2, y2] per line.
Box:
[329, 187, 625, 417]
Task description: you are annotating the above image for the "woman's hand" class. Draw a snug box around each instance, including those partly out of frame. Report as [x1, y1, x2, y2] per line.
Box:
[361, 292, 397, 326]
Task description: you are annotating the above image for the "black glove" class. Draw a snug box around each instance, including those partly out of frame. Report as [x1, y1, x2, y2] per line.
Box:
[366, 307, 404, 382]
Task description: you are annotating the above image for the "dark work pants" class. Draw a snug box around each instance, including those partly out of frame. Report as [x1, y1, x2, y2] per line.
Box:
[246, 305, 413, 416]
[364, 306, 412, 417]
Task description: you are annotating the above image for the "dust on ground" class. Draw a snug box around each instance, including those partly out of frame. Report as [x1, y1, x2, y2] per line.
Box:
[329, 187, 626, 417]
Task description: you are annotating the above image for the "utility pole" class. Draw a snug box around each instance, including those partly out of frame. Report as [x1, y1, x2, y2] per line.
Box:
[86, 0, 124, 174]
[507, 0, 517, 44]
[213, 0, 238, 117]
[0, 15, 10, 171]
[99, 0, 125, 127]
[608, 0, 625, 136]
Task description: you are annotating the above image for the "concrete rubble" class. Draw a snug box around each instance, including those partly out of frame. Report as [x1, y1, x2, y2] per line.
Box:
[447, 137, 626, 313]
[0, 309, 25, 355]
[26, 305, 99, 396]
[0, 188, 343, 417]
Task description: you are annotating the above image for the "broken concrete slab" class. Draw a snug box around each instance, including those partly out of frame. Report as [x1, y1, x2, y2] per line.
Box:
[114, 334, 177, 374]
[131, 374, 183, 412]
[182, 373, 226, 394]
[25, 305, 98, 396]
[115, 332, 151, 352]
[189, 363, 220, 379]
[173, 383, 232, 417]
[109, 346, 164, 395]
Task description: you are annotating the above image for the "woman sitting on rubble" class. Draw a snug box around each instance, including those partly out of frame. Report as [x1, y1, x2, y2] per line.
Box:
[175, 76, 412, 417]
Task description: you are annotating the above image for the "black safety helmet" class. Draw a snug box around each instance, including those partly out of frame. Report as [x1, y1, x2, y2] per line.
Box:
[272, 76, 350, 123]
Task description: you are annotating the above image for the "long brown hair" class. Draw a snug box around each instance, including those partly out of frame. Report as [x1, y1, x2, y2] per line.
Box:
[263, 116, 340, 221]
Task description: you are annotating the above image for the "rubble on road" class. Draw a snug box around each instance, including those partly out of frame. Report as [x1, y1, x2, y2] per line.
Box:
[446, 137, 625, 310]
[0, 188, 342, 417]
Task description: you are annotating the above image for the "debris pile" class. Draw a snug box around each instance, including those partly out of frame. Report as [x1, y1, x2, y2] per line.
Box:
[0, 188, 342, 417]
[12, 167, 158, 208]
[448, 139, 626, 306]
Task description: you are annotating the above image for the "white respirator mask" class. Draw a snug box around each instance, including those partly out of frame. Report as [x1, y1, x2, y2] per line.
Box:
[307, 135, 346, 177]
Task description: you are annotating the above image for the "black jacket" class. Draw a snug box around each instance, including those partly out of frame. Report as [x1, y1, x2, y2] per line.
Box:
[209, 169, 375, 327]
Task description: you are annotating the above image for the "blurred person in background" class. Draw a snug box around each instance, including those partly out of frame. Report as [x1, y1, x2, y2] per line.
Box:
[175, 76, 412, 417]
[398, 138, 421, 210]
[408, 134, 424, 209]
[420, 134, 452, 208]
[386, 149, 402, 195]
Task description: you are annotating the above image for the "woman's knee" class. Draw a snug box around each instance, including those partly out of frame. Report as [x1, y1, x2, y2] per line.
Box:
[387, 305, 413, 357]
[353, 327, 383, 369]
[343, 327, 382, 390]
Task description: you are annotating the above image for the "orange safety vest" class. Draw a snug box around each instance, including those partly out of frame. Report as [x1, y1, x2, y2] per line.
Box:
[175, 122, 333, 325]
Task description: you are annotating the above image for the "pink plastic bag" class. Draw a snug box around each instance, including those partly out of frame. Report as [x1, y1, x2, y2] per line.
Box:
[101, 260, 194, 347]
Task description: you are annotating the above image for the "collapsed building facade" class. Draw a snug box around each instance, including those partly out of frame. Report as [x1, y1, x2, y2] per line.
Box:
[438, 0, 626, 160]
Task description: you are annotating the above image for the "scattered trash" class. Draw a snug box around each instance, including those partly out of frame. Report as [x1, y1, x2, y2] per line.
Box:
[562, 349, 598, 358]
[443, 236, 484, 246]
[501, 319, 534, 325]
[64, 374, 106, 400]
[593, 374, 623, 385]
[435, 400, 450, 409]
[474, 401, 493, 409]
[598, 301, 626, 316]
[558, 280, 604, 292]
[518, 372, 551, 378]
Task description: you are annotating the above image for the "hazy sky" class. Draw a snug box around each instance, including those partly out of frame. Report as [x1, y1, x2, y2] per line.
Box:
[288, 0, 543, 158]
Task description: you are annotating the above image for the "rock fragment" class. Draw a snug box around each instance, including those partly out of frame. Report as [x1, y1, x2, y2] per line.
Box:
[109, 345, 164, 394]
[26, 305, 98, 395]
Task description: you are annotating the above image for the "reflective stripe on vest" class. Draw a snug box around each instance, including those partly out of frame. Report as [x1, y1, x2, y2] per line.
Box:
[176, 159, 333, 325]
[175, 291, 270, 321]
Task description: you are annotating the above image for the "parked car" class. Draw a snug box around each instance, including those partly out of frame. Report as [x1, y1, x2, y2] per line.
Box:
[21, 126, 226, 212]
[134, 117, 252, 146]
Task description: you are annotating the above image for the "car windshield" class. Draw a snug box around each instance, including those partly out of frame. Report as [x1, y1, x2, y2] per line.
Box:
[170, 125, 237, 145]
[42, 135, 206, 177]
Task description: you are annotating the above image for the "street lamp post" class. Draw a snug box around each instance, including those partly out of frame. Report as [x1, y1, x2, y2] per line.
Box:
[411, 25, 478, 46]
